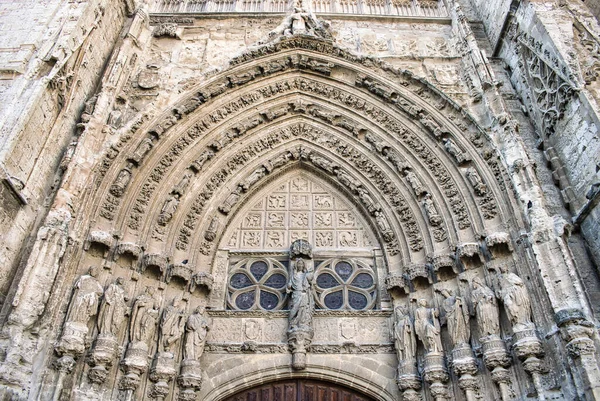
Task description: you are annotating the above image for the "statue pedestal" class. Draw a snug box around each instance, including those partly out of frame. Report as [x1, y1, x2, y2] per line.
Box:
[512, 327, 546, 401]
[150, 352, 177, 400]
[451, 344, 479, 401]
[481, 335, 512, 401]
[177, 359, 203, 401]
[288, 328, 313, 370]
[120, 342, 150, 392]
[397, 360, 421, 401]
[423, 352, 448, 401]
[88, 334, 119, 384]
[56, 322, 88, 357]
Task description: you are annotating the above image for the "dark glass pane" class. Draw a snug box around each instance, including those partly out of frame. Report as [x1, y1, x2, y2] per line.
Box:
[264, 273, 287, 289]
[230, 273, 252, 289]
[335, 261, 353, 282]
[348, 291, 368, 310]
[235, 290, 255, 310]
[324, 291, 344, 309]
[316, 273, 340, 289]
[351, 273, 374, 289]
[260, 291, 279, 310]
[250, 261, 268, 281]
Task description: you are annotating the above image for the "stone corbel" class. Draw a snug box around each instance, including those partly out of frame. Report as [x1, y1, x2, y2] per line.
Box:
[166, 263, 194, 285]
[142, 253, 169, 279]
[152, 23, 183, 39]
[114, 241, 143, 263]
[84, 230, 115, 258]
[428, 253, 458, 278]
[456, 242, 483, 270]
[189, 272, 214, 293]
[484, 232, 513, 258]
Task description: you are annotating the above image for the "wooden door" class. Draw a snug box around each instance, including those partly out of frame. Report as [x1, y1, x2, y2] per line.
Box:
[222, 379, 374, 401]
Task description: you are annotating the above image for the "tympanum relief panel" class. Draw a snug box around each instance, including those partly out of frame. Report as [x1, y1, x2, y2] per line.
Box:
[224, 173, 376, 251]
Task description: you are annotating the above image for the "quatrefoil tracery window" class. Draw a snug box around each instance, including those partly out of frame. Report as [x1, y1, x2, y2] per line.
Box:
[227, 258, 289, 310]
[227, 257, 377, 311]
[313, 259, 376, 310]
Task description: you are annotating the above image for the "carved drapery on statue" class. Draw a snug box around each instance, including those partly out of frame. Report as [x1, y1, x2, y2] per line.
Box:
[287, 239, 315, 370]
[89, 277, 128, 384]
[393, 306, 421, 401]
[178, 306, 210, 401]
[121, 287, 160, 394]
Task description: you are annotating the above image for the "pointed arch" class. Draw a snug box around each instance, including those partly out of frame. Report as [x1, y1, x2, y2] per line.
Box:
[85, 35, 518, 291]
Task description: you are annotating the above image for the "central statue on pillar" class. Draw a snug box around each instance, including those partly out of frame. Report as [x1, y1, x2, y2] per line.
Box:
[287, 239, 315, 370]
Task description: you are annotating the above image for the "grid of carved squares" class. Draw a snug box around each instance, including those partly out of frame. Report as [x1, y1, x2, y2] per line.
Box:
[227, 176, 373, 250]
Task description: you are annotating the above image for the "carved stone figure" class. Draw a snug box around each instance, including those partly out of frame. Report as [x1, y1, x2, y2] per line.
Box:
[158, 194, 180, 226]
[466, 167, 487, 195]
[219, 186, 242, 214]
[356, 186, 379, 214]
[443, 138, 469, 164]
[422, 193, 442, 226]
[414, 299, 443, 353]
[204, 216, 219, 241]
[191, 150, 215, 172]
[131, 137, 154, 165]
[130, 287, 160, 346]
[441, 289, 470, 346]
[393, 306, 417, 361]
[471, 277, 500, 338]
[497, 265, 533, 330]
[183, 306, 211, 361]
[405, 170, 426, 197]
[241, 166, 267, 191]
[97, 277, 128, 337]
[158, 296, 186, 354]
[310, 154, 338, 173]
[64, 266, 104, 328]
[56, 267, 104, 357]
[375, 210, 394, 241]
[110, 166, 132, 197]
[172, 170, 193, 196]
[287, 258, 315, 332]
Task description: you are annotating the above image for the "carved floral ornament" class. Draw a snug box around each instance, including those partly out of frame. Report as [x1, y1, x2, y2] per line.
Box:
[90, 37, 515, 266]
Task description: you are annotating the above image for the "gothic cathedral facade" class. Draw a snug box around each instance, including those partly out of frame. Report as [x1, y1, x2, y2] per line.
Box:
[0, 0, 599, 400]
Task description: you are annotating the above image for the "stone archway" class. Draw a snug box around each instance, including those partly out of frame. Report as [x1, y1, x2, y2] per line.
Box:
[221, 379, 374, 401]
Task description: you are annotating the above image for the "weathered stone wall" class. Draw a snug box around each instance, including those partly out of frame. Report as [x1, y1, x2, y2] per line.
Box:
[0, 0, 129, 306]
[1, 0, 600, 400]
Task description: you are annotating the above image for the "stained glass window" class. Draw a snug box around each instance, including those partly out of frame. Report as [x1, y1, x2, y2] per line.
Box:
[313, 259, 376, 310]
[227, 258, 288, 310]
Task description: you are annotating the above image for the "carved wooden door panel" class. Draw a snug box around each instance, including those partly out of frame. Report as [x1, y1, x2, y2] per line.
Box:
[223, 379, 373, 401]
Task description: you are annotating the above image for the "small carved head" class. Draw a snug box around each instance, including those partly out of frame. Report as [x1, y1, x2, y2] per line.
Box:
[88, 265, 100, 278]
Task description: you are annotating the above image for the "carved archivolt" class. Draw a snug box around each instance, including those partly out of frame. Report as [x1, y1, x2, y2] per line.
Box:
[86, 35, 514, 287]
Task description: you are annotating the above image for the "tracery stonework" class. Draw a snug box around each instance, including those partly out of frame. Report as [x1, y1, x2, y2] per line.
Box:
[0, 0, 599, 400]
[227, 173, 376, 250]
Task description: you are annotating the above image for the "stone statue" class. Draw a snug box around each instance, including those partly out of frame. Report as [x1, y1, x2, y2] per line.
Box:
[440, 289, 470, 346]
[405, 170, 426, 197]
[129, 287, 160, 345]
[241, 166, 267, 191]
[442, 138, 469, 164]
[158, 194, 180, 225]
[110, 167, 132, 197]
[393, 306, 417, 361]
[131, 137, 153, 165]
[497, 265, 532, 330]
[356, 186, 379, 214]
[414, 299, 443, 353]
[64, 266, 104, 327]
[158, 296, 186, 354]
[471, 277, 500, 337]
[183, 306, 211, 361]
[466, 168, 487, 195]
[172, 170, 193, 196]
[97, 277, 128, 337]
[287, 258, 315, 331]
[422, 193, 442, 226]
[56, 266, 104, 358]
